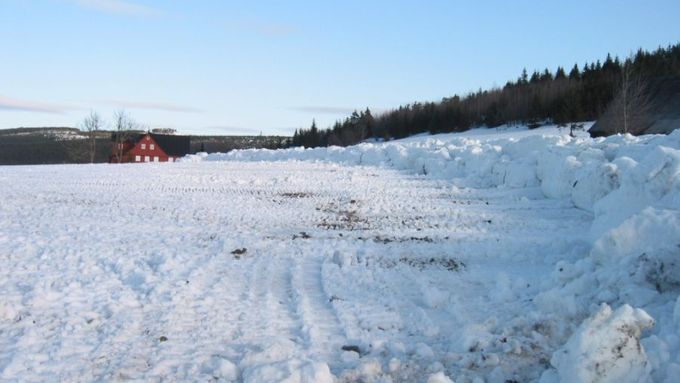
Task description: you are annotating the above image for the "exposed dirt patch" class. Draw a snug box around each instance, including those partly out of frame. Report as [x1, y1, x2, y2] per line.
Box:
[363, 235, 443, 244]
[280, 192, 314, 199]
[380, 256, 465, 272]
[292, 231, 311, 240]
[231, 248, 247, 259]
[317, 198, 370, 230]
[319, 209, 370, 231]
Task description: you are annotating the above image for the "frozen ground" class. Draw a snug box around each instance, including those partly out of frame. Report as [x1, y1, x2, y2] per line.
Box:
[1, 124, 680, 382]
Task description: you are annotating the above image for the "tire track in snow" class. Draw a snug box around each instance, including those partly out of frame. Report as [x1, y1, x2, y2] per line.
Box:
[238, 254, 301, 348]
[109, 249, 248, 380]
[291, 254, 347, 362]
[235, 248, 349, 374]
[86, 289, 152, 381]
[178, 254, 246, 364]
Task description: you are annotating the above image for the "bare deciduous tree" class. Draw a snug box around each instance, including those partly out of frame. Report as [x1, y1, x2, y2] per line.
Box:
[598, 62, 652, 135]
[112, 110, 137, 163]
[81, 111, 102, 163]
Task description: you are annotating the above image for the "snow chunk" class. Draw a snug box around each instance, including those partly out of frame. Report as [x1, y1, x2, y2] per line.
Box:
[571, 161, 618, 211]
[332, 250, 355, 268]
[421, 284, 449, 309]
[203, 356, 238, 381]
[427, 371, 455, 383]
[674, 295, 680, 327]
[242, 359, 334, 383]
[550, 304, 655, 383]
[537, 151, 581, 199]
[592, 146, 680, 238]
[591, 208, 680, 295]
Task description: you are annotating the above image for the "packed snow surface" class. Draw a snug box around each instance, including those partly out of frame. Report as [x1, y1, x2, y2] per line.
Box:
[2, 124, 680, 382]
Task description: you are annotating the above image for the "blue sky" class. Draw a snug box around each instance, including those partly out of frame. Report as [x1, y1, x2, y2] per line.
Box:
[1, 0, 679, 135]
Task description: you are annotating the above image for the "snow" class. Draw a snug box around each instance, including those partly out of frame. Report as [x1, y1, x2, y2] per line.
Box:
[427, 371, 455, 383]
[2, 123, 680, 382]
[1, 128, 87, 141]
[546, 304, 655, 383]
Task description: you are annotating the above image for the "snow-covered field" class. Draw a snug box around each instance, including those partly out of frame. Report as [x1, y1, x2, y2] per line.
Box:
[1, 124, 680, 382]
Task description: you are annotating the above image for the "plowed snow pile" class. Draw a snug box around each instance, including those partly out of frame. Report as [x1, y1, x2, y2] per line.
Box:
[2, 124, 679, 382]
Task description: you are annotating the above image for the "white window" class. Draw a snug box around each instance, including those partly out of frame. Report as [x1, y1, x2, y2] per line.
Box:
[153, 156, 159, 162]
[141, 143, 146, 150]
[144, 156, 150, 162]
[150, 144, 155, 150]
[135, 155, 141, 162]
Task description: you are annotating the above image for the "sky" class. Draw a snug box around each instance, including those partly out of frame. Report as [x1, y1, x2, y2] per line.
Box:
[1, 0, 679, 136]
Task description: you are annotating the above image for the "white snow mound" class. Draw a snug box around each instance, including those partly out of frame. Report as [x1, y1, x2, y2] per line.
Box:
[242, 359, 334, 383]
[427, 371, 455, 383]
[549, 304, 654, 383]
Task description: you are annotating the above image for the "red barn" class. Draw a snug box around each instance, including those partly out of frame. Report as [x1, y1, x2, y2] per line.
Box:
[110, 133, 191, 163]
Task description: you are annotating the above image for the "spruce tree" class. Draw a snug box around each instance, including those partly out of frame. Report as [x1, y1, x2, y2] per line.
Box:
[569, 64, 580, 80]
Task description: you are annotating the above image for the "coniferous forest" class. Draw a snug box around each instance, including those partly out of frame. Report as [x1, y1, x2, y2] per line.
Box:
[291, 43, 680, 147]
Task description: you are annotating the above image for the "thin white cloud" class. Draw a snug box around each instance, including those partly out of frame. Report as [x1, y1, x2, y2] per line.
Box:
[0, 95, 73, 114]
[102, 99, 201, 113]
[66, 0, 159, 16]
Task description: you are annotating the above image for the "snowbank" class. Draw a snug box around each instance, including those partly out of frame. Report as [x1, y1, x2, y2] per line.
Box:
[184, 125, 680, 229]
[185, 124, 680, 381]
[185, 125, 680, 237]
[545, 304, 654, 383]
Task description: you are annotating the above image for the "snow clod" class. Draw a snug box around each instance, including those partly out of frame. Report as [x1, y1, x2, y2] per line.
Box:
[427, 371, 455, 383]
[550, 303, 655, 383]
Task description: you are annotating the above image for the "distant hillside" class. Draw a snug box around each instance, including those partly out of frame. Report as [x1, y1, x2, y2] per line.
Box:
[1, 127, 85, 139]
[0, 128, 290, 165]
[0, 128, 111, 165]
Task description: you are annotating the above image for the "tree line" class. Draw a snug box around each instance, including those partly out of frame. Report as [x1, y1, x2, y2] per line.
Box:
[292, 43, 680, 147]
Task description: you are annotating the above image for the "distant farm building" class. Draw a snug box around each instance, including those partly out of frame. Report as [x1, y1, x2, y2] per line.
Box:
[110, 133, 191, 163]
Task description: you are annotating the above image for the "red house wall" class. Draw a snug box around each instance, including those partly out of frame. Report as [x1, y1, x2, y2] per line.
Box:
[118, 134, 178, 163]
[110, 134, 183, 163]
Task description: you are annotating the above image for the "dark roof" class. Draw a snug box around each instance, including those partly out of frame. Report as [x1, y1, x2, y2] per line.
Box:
[644, 76, 680, 134]
[110, 130, 145, 142]
[149, 133, 191, 156]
